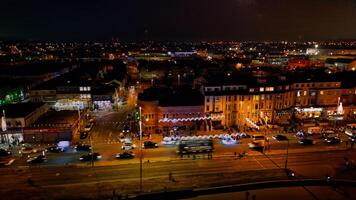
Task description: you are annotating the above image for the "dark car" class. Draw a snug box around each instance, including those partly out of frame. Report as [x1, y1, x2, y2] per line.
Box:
[0, 149, 11, 157]
[27, 155, 47, 163]
[122, 125, 130, 133]
[46, 146, 64, 153]
[79, 152, 102, 161]
[116, 151, 135, 159]
[74, 144, 92, 151]
[80, 132, 89, 139]
[143, 141, 158, 149]
[298, 138, 315, 145]
[272, 134, 288, 141]
[324, 136, 341, 144]
[239, 133, 251, 138]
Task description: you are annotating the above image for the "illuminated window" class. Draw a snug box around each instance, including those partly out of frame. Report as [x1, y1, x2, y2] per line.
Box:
[320, 90, 324, 95]
[259, 87, 265, 92]
[266, 87, 274, 92]
[303, 91, 307, 96]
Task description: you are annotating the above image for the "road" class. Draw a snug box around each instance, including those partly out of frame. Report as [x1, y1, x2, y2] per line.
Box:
[1, 149, 356, 199]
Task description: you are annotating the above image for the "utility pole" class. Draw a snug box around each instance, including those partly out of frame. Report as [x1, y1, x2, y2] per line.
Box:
[139, 106, 143, 193]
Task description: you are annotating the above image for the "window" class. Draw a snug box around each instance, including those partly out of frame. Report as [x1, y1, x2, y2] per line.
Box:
[228, 96, 231, 101]
[320, 90, 324, 95]
[206, 97, 210, 102]
[206, 105, 210, 111]
[266, 87, 274, 92]
[234, 96, 237, 101]
[259, 87, 265, 92]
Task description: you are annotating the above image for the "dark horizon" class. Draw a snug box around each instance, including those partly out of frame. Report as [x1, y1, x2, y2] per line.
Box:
[1, 0, 356, 42]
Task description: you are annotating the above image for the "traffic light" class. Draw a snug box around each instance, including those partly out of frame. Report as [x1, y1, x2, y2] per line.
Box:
[135, 111, 140, 121]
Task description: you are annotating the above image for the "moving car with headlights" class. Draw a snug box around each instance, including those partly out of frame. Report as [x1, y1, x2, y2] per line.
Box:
[27, 155, 47, 164]
[20, 146, 38, 154]
[248, 134, 266, 149]
[142, 141, 158, 149]
[116, 151, 135, 159]
[298, 138, 315, 145]
[46, 146, 64, 153]
[79, 152, 102, 161]
[324, 136, 341, 144]
[121, 138, 136, 150]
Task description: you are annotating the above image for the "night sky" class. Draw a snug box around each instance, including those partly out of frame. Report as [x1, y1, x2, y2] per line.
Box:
[1, 0, 356, 41]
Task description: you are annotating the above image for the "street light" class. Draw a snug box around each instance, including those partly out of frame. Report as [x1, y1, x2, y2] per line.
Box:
[284, 139, 290, 169]
[139, 106, 143, 193]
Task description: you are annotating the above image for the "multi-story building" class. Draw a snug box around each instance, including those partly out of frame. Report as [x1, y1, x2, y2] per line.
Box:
[138, 87, 204, 135]
[202, 71, 356, 130]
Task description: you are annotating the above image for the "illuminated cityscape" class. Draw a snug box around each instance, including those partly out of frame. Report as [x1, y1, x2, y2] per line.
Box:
[1, 1, 356, 200]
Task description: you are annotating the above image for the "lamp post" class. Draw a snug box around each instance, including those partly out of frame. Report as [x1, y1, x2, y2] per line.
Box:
[284, 139, 290, 169]
[139, 106, 143, 193]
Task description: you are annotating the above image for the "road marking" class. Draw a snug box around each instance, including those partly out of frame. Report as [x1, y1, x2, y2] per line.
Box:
[253, 156, 265, 169]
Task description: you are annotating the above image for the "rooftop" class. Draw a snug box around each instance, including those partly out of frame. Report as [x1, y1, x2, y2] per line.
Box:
[0, 102, 46, 118]
[139, 86, 203, 107]
[31, 110, 78, 128]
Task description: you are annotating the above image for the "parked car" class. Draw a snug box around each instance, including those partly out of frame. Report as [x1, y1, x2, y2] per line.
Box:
[298, 138, 315, 145]
[20, 146, 38, 154]
[116, 151, 135, 159]
[79, 153, 102, 161]
[142, 141, 158, 149]
[27, 155, 47, 164]
[46, 146, 64, 153]
[272, 135, 288, 141]
[0, 148, 11, 157]
[324, 136, 341, 144]
[74, 144, 92, 151]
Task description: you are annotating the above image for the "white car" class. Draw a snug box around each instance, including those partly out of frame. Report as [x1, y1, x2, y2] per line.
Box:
[121, 142, 136, 150]
[248, 140, 265, 149]
[161, 137, 176, 145]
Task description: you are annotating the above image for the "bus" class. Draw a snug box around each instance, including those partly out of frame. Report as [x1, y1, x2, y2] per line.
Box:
[177, 139, 213, 154]
[345, 124, 356, 137]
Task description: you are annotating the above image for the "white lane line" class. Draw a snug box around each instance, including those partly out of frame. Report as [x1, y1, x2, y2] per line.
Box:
[253, 156, 266, 169]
